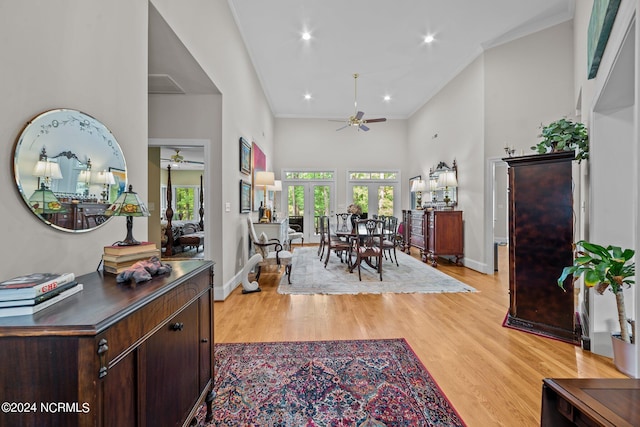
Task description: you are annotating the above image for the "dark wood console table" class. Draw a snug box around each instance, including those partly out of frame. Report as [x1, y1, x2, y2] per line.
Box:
[0, 260, 214, 427]
[541, 378, 640, 427]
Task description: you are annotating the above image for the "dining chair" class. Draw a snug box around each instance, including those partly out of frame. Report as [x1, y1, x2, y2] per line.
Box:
[246, 216, 293, 284]
[381, 215, 399, 266]
[323, 215, 353, 269]
[350, 218, 384, 281]
[336, 212, 351, 232]
[317, 215, 335, 259]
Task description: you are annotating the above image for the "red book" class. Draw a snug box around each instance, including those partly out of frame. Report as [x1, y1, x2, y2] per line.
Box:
[0, 272, 76, 301]
[103, 242, 156, 256]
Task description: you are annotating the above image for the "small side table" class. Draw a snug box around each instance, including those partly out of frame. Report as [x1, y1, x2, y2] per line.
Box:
[541, 378, 640, 427]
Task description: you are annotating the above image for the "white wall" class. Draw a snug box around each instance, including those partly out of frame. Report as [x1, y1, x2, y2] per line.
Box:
[408, 57, 486, 270]
[573, 0, 638, 371]
[0, 1, 148, 278]
[274, 118, 408, 212]
[149, 93, 221, 276]
[150, 0, 275, 300]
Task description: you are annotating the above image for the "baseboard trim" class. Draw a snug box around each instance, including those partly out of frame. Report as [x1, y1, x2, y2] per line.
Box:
[214, 271, 242, 301]
[461, 257, 488, 274]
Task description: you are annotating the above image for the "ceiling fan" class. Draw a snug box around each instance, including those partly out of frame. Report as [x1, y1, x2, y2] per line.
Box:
[161, 149, 204, 167]
[331, 73, 387, 132]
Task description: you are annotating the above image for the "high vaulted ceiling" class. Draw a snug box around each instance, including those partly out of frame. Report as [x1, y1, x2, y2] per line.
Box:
[227, 0, 575, 120]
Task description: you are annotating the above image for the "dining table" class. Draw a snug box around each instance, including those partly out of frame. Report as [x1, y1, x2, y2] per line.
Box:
[332, 223, 382, 271]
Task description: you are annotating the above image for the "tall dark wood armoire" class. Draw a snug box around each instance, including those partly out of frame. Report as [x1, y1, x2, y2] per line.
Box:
[504, 151, 579, 344]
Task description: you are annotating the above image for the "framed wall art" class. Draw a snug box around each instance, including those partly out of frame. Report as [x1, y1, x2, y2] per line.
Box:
[108, 167, 127, 203]
[587, 0, 621, 79]
[251, 141, 266, 211]
[240, 180, 251, 213]
[239, 137, 251, 175]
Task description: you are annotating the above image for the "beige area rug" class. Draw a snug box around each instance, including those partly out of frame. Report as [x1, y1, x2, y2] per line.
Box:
[278, 246, 477, 295]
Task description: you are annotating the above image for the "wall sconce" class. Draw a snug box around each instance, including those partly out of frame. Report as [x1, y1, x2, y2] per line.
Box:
[104, 185, 150, 246]
[410, 179, 428, 209]
[437, 171, 458, 207]
[255, 171, 275, 222]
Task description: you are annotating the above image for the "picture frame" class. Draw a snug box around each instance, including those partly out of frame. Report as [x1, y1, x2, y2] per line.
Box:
[251, 141, 266, 211]
[239, 137, 252, 175]
[587, 0, 621, 79]
[108, 167, 127, 203]
[240, 180, 251, 213]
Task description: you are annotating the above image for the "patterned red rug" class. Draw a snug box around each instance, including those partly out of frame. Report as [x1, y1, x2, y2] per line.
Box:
[198, 338, 465, 426]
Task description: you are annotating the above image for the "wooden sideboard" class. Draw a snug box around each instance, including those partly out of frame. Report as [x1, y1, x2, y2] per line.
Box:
[402, 209, 463, 267]
[541, 378, 640, 427]
[0, 260, 214, 427]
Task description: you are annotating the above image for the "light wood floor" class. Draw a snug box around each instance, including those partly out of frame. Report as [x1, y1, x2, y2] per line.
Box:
[213, 245, 626, 426]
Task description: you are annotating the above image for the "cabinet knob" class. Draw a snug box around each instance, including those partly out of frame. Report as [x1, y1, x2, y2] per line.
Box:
[201, 338, 209, 343]
[170, 322, 184, 331]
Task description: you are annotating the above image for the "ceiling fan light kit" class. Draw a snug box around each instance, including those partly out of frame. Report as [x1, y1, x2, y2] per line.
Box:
[332, 73, 387, 132]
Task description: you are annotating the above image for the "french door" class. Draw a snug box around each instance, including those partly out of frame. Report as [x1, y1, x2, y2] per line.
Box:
[347, 172, 399, 219]
[282, 180, 335, 244]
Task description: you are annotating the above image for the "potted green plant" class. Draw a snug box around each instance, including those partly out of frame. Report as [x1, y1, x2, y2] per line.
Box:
[557, 240, 636, 375]
[531, 118, 589, 163]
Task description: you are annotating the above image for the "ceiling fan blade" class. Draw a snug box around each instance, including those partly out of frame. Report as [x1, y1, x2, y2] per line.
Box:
[355, 111, 365, 120]
[336, 125, 349, 131]
[363, 118, 387, 123]
[359, 124, 370, 131]
[328, 119, 347, 123]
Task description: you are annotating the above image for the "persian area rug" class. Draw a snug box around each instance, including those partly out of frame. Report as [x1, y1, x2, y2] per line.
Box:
[278, 246, 477, 295]
[198, 339, 466, 426]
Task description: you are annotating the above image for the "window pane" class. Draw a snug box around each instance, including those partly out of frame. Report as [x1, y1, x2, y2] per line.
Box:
[352, 185, 368, 215]
[313, 185, 330, 236]
[378, 185, 394, 216]
[175, 187, 195, 220]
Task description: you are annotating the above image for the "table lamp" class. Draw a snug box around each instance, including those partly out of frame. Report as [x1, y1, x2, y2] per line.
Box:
[429, 178, 439, 203]
[410, 179, 427, 209]
[255, 171, 274, 222]
[267, 179, 282, 220]
[104, 184, 150, 245]
[32, 160, 63, 189]
[28, 183, 66, 215]
[93, 170, 116, 203]
[437, 171, 458, 207]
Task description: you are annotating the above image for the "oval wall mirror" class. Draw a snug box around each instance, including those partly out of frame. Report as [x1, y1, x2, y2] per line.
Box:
[12, 109, 127, 232]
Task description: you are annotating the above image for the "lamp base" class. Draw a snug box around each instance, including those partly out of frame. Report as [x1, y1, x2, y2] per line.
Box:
[117, 216, 141, 246]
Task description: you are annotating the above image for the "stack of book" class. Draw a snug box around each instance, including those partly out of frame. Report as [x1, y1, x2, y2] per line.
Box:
[0, 272, 83, 317]
[103, 242, 160, 274]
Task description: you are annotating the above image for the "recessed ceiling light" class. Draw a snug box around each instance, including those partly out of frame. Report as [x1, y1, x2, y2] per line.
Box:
[304, 93, 312, 100]
[424, 34, 435, 44]
[383, 95, 391, 102]
[302, 32, 311, 41]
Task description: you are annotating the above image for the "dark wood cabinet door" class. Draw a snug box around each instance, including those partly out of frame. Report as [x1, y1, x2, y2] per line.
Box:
[505, 152, 578, 344]
[142, 300, 199, 427]
[198, 290, 212, 392]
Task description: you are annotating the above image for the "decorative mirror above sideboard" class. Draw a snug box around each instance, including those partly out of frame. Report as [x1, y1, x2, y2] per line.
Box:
[12, 109, 127, 232]
[425, 160, 458, 209]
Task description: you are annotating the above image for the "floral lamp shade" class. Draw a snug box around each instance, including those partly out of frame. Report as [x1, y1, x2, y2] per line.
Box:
[104, 185, 150, 245]
[28, 183, 67, 214]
